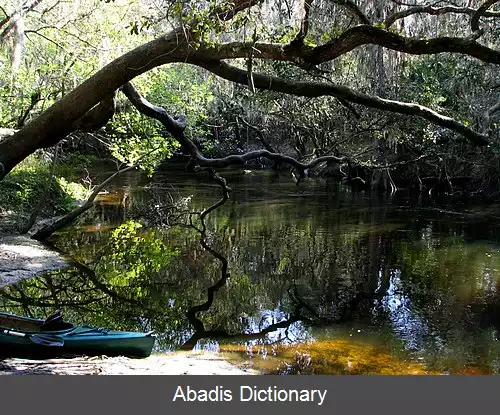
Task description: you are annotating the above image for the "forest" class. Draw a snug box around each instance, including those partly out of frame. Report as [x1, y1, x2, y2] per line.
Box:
[0, 0, 500, 375]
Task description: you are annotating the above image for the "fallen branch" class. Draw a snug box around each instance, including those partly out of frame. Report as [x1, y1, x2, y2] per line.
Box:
[31, 165, 136, 241]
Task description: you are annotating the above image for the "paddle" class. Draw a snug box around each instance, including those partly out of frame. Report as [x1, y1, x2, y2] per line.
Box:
[2, 329, 64, 347]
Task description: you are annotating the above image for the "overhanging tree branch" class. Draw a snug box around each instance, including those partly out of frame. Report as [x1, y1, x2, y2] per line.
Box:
[1, 3, 498, 179]
[195, 60, 490, 146]
[121, 81, 348, 180]
[211, 27, 500, 64]
[307, 25, 500, 64]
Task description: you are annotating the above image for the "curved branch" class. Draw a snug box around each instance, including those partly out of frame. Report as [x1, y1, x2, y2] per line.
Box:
[122, 81, 348, 177]
[471, 0, 499, 35]
[213, 26, 500, 64]
[120, 83, 186, 134]
[309, 25, 500, 65]
[196, 60, 489, 146]
[384, 5, 500, 28]
[1, 17, 498, 178]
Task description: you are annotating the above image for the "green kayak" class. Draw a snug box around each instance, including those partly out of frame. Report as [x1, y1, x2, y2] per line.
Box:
[0, 311, 155, 358]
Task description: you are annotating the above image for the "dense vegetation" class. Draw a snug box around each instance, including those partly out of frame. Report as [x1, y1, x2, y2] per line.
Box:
[0, 0, 498, 200]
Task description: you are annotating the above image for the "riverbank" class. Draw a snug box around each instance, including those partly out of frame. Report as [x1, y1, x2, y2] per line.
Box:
[0, 351, 258, 375]
[0, 235, 69, 287]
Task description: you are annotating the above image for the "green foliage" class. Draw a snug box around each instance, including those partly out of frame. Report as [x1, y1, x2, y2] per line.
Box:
[56, 177, 88, 211]
[107, 64, 213, 172]
[107, 110, 179, 174]
[0, 0, 149, 128]
[0, 154, 87, 215]
[95, 220, 178, 287]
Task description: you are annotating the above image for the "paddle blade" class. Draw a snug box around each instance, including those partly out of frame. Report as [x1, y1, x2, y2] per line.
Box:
[29, 334, 64, 347]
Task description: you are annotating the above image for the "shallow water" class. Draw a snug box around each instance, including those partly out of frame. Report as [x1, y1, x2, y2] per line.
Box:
[2, 165, 500, 374]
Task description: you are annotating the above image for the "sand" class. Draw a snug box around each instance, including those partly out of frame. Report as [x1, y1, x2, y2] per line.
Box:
[0, 351, 258, 375]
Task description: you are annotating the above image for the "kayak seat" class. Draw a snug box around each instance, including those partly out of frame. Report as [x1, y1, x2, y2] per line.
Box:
[40, 310, 74, 331]
[40, 320, 74, 331]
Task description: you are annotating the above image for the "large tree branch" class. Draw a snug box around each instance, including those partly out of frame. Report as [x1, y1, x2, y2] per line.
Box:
[213, 26, 500, 65]
[384, 5, 500, 28]
[195, 60, 489, 146]
[308, 25, 500, 64]
[120, 83, 186, 134]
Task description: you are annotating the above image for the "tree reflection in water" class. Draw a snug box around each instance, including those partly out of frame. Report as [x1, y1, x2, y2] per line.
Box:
[3, 170, 500, 373]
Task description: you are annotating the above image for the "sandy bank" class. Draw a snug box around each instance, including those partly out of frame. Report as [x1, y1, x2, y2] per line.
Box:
[0, 235, 69, 287]
[0, 351, 258, 375]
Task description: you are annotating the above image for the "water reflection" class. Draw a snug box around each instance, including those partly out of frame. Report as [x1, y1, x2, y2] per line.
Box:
[1, 168, 500, 374]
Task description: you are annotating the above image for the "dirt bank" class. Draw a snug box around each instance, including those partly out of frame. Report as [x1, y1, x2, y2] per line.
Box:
[0, 351, 258, 375]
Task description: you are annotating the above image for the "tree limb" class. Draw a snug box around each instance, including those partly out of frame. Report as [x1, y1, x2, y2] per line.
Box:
[195, 60, 490, 146]
[122, 81, 348, 179]
[211, 26, 500, 65]
[1, 10, 499, 178]
[307, 25, 500, 65]
[471, 0, 499, 36]
[384, 5, 500, 28]
[31, 165, 136, 241]
[120, 83, 186, 134]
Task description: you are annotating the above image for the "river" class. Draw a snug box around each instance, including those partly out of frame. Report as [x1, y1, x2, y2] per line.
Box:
[2, 163, 500, 374]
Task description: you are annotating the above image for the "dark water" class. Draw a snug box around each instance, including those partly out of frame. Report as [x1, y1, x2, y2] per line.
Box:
[3, 164, 500, 374]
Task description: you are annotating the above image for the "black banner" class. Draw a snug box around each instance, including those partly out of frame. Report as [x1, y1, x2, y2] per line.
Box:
[1, 376, 498, 415]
